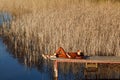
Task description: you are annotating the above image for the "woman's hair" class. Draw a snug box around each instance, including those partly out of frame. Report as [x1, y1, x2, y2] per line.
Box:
[80, 52, 84, 56]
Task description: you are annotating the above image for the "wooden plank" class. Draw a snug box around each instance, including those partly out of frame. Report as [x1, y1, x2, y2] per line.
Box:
[85, 63, 98, 68]
[50, 56, 120, 64]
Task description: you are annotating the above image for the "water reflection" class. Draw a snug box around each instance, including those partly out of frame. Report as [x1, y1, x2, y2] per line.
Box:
[58, 63, 120, 80]
[0, 38, 53, 80]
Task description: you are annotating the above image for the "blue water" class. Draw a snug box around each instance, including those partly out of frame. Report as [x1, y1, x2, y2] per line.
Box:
[0, 38, 53, 80]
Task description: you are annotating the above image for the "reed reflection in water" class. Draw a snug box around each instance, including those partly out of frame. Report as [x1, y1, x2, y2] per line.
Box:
[58, 63, 120, 80]
[2, 39, 120, 80]
[0, 38, 54, 80]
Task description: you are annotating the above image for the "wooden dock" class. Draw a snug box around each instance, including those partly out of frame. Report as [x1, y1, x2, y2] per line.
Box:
[49, 56, 120, 79]
[50, 56, 120, 64]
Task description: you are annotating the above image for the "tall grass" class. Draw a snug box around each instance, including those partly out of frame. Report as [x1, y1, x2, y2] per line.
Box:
[0, 1, 119, 78]
[1, 0, 120, 62]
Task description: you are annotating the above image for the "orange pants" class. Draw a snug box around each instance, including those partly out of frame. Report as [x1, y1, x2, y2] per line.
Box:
[55, 47, 83, 59]
[55, 47, 68, 58]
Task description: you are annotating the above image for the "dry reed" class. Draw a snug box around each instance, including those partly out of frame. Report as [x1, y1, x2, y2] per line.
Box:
[1, 0, 120, 66]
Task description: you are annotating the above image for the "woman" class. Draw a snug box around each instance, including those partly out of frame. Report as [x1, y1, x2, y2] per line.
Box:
[54, 47, 84, 59]
[42, 47, 84, 59]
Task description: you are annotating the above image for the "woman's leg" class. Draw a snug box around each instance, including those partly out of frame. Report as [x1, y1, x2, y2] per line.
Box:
[55, 47, 66, 54]
[55, 47, 67, 58]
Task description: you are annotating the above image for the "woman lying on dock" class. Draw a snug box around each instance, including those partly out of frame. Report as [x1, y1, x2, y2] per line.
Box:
[42, 47, 84, 59]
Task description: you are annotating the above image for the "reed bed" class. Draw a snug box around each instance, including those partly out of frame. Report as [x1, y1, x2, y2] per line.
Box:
[0, 1, 120, 79]
[7, 3, 120, 55]
[0, 0, 120, 16]
[1, 0, 120, 67]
